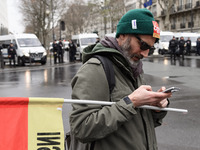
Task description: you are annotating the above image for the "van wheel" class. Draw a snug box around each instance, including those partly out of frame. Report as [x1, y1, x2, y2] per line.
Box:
[41, 61, 46, 65]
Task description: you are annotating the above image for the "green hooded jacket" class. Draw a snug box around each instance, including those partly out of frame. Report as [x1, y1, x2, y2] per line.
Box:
[69, 42, 167, 150]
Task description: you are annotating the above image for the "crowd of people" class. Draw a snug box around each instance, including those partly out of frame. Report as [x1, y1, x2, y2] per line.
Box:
[51, 37, 101, 64]
[169, 36, 200, 60]
[51, 39, 77, 64]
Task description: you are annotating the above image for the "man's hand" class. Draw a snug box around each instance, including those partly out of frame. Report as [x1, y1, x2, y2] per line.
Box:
[128, 85, 171, 107]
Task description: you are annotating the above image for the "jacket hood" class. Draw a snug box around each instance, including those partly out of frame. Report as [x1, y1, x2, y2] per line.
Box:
[82, 42, 122, 64]
[82, 37, 143, 79]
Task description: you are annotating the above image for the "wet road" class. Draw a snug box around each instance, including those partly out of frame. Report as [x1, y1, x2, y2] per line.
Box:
[144, 54, 200, 68]
[144, 55, 200, 150]
[0, 54, 200, 150]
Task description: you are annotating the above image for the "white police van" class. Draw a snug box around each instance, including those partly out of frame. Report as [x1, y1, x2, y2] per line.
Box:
[0, 33, 47, 66]
[156, 31, 174, 55]
[174, 32, 199, 53]
[105, 32, 116, 37]
[72, 33, 98, 60]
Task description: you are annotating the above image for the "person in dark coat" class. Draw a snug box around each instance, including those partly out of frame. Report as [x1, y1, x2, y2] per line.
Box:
[186, 37, 191, 56]
[196, 37, 200, 56]
[7, 43, 17, 66]
[178, 36, 185, 59]
[169, 36, 178, 60]
[58, 39, 64, 63]
[52, 40, 59, 64]
[68, 39, 77, 62]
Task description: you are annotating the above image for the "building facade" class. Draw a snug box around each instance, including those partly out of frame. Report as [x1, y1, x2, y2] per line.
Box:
[125, 0, 200, 33]
[71, 0, 200, 39]
[162, 0, 200, 32]
[0, 0, 8, 35]
[82, 0, 126, 38]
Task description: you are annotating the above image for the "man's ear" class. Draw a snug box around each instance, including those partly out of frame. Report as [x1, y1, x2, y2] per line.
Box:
[117, 34, 126, 46]
[119, 34, 126, 40]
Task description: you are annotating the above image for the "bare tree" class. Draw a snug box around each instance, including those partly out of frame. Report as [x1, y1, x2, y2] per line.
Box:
[157, 0, 174, 30]
[107, 0, 126, 32]
[136, 0, 173, 31]
[63, 0, 91, 36]
[19, 0, 67, 48]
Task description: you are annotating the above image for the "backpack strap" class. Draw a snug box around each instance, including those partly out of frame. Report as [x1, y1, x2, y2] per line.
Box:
[67, 55, 115, 150]
[93, 55, 115, 94]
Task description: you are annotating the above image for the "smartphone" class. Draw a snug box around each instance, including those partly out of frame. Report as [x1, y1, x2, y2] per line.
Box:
[162, 87, 180, 93]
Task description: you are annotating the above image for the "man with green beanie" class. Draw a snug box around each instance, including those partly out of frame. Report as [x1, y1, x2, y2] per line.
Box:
[69, 8, 171, 150]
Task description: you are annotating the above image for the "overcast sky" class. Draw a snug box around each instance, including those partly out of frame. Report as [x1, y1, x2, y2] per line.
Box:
[7, 0, 25, 34]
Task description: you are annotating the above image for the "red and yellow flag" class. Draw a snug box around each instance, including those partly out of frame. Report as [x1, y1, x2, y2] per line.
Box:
[0, 97, 64, 150]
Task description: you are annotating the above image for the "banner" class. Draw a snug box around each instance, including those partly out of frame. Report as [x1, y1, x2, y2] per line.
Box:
[144, 0, 152, 8]
[0, 97, 64, 150]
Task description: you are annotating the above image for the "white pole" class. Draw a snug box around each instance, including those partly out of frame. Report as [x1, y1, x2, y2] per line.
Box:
[64, 99, 188, 113]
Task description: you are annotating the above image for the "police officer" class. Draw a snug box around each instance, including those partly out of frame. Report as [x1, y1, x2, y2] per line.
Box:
[58, 39, 64, 63]
[186, 37, 191, 56]
[52, 40, 59, 64]
[179, 36, 185, 59]
[8, 43, 17, 67]
[169, 36, 178, 60]
[196, 37, 200, 56]
[68, 39, 77, 62]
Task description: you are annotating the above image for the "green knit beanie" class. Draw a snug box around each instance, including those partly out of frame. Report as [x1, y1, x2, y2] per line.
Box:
[116, 8, 160, 40]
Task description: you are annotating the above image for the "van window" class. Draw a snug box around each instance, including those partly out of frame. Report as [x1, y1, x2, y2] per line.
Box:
[160, 35, 173, 42]
[80, 38, 96, 46]
[188, 37, 196, 42]
[17, 38, 42, 47]
[0, 40, 11, 48]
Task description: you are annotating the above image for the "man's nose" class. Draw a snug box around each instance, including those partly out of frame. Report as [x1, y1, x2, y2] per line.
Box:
[140, 49, 149, 58]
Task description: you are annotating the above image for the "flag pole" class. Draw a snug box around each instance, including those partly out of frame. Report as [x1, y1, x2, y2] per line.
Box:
[63, 99, 188, 113]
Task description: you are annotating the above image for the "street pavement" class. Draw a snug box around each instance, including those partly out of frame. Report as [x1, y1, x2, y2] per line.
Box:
[143, 55, 200, 150]
[63, 54, 200, 150]
[1, 53, 200, 149]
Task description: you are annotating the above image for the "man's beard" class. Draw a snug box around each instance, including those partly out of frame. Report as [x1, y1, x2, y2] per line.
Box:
[120, 36, 143, 65]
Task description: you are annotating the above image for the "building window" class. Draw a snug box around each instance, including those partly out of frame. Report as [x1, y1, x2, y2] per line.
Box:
[182, 16, 186, 24]
[179, 0, 183, 5]
[185, 0, 192, 9]
[171, 18, 176, 29]
[178, 0, 184, 11]
[180, 16, 186, 28]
